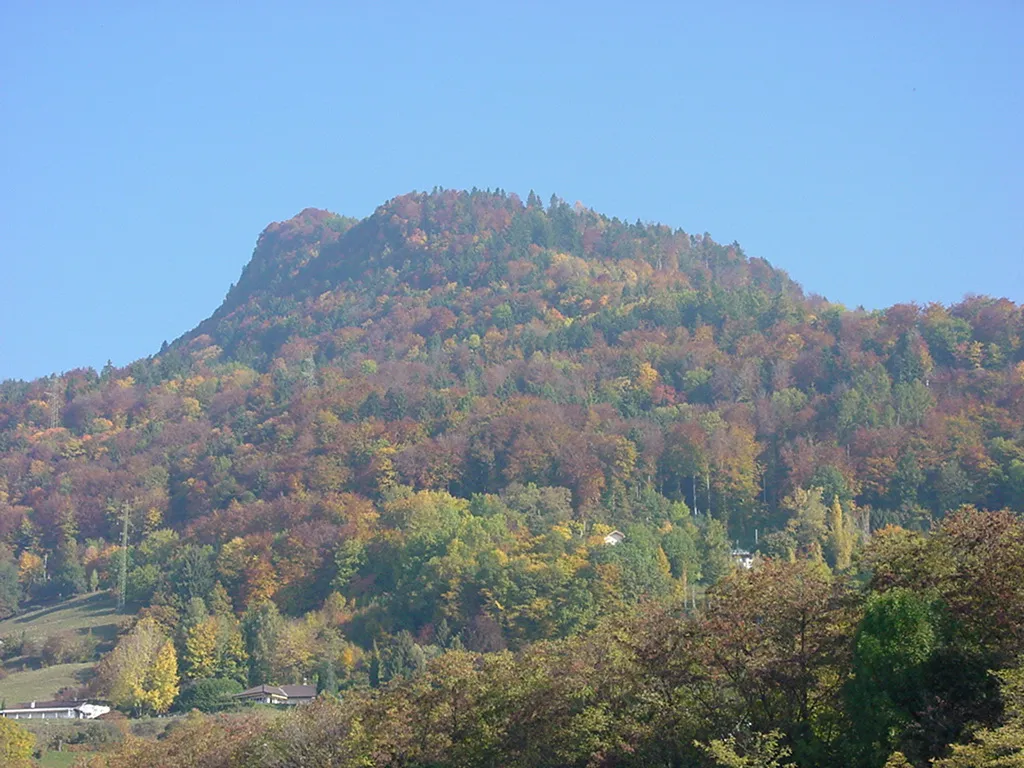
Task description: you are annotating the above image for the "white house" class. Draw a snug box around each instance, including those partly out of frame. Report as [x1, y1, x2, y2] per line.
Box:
[603, 530, 626, 546]
[0, 700, 110, 720]
[731, 548, 754, 570]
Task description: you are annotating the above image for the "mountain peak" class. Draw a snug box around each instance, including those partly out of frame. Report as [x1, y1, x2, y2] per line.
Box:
[187, 188, 799, 366]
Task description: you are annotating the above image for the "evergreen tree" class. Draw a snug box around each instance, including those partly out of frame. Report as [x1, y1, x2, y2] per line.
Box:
[661, 521, 702, 587]
[242, 600, 283, 686]
[784, 487, 829, 559]
[51, 540, 87, 598]
[701, 517, 734, 584]
[0, 549, 20, 619]
[316, 659, 337, 696]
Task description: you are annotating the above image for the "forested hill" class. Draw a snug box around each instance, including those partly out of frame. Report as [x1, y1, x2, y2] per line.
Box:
[190, 188, 800, 363]
[0, 187, 1021, 633]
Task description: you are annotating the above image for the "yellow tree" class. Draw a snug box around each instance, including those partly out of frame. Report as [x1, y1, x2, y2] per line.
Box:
[0, 718, 34, 768]
[184, 617, 219, 679]
[825, 498, 855, 571]
[882, 753, 913, 768]
[17, 550, 44, 591]
[272, 618, 316, 684]
[99, 616, 180, 715]
[698, 730, 796, 768]
[144, 638, 179, 714]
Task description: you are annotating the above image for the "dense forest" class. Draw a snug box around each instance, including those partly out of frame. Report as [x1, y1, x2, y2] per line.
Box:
[0, 189, 1021, 766]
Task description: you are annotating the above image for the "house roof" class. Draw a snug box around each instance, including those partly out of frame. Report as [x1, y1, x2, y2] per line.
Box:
[234, 685, 288, 698]
[280, 685, 316, 699]
[14, 700, 87, 709]
[1, 701, 111, 720]
[233, 684, 316, 700]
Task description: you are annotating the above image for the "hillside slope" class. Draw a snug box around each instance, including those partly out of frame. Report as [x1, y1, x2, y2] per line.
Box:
[0, 188, 1020, 644]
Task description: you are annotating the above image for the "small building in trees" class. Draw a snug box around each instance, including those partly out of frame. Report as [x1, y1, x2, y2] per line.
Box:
[232, 684, 316, 706]
[0, 700, 110, 720]
[604, 530, 626, 546]
[731, 548, 754, 569]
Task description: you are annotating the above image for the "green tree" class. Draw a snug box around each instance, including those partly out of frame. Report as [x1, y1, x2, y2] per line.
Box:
[809, 465, 854, 507]
[893, 380, 934, 427]
[242, 599, 283, 685]
[607, 525, 672, 601]
[373, 630, 427, 686]
[702, 517, 734, 584]
[172, 544, 216, 604]
[932, 664, 1024, 767]
[889, 450, 924, 510]
[332, 538, 366, 594]
[211, 614, 248, 682]
[175, 677, 243, 713]
[931, 461, 973, 516]
[846, 588, 938, 767]
[316, 658, 338, 695]
[662, 521, 702, 586]
[51, 539, 87, 598]
[783, 487, 828, 560]
[759, 529, 797, 561]
[0, 548, 20, 618]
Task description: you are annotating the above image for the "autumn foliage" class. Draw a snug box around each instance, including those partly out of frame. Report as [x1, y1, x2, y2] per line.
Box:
[0, 189, 1020, 765]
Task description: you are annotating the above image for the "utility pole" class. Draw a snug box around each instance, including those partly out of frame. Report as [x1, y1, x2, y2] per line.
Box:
[48, 377, 62, 430]
[117, 502, 130, 612]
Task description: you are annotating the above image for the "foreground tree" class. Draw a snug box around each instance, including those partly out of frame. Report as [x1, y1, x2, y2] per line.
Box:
[174, 677, 244, 713]
[0, 718, 34, 768]
[845, 588, 938, 766]
[698, 559, 858, 766]
[932, 665, 1024, 767]
[698, 730, 797, 768]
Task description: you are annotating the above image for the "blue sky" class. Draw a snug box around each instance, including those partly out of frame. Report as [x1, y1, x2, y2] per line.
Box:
[1, 1, 1021, 381]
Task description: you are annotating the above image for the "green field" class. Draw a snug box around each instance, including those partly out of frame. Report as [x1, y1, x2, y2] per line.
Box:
[0, 593, 122, 705]
[37, 750, 89, 768]
[0, 661, 96, 705]
[0, 592, 121, 645]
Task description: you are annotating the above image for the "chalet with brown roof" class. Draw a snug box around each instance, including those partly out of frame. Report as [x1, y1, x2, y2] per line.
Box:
[232, 684, 317, 705]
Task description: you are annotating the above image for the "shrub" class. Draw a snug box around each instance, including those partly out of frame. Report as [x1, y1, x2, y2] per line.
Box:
[0, 633, 25, 661]
[174, 677, 243, 713]
[40, 631, 98, 666]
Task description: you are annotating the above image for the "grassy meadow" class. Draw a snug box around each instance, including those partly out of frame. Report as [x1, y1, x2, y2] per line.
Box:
[0, 592, 122, 705]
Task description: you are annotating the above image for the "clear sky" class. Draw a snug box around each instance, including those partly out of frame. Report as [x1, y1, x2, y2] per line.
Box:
[1, 2, 1021, 381]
